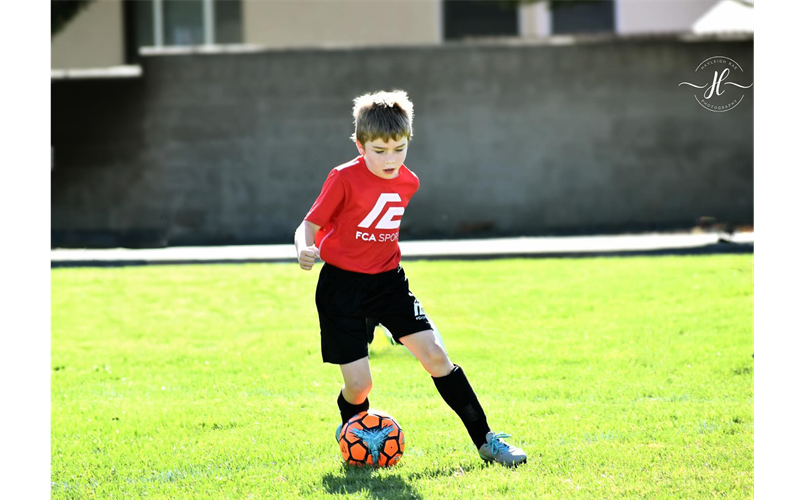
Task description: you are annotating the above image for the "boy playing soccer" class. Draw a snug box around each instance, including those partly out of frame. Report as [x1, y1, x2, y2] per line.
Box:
[294, 90, 526, 466]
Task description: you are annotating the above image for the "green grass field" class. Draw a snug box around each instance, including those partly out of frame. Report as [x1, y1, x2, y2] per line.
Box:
[51, 255, 753, 500]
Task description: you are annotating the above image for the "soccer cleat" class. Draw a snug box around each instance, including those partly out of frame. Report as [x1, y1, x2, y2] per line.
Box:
[478, 431, 527, 467]
[335, 423, 343, 443]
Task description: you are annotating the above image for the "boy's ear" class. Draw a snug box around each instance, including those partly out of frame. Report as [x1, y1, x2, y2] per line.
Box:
[355, 140, 365, 156]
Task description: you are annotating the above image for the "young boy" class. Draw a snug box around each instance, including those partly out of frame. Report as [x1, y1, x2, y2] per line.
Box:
[294, 90, 526, 467]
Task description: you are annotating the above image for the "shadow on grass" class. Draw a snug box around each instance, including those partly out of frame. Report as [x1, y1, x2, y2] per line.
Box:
[403, 460, 493, 481]
[322, 461, 491, 499]
[322, 463, 422, 500]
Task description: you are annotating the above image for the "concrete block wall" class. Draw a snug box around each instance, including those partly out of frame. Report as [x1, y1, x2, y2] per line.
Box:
[51, 36, 753, 247]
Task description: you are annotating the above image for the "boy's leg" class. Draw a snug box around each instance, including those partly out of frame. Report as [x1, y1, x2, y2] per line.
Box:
[379, 315, 446, 352]
[398, 329, 453, 377]
[337, 356, 372, 424]
[399, 330, 491, 449]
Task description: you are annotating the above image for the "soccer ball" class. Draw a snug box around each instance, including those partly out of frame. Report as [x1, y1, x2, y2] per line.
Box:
[338, 410, 405, 467]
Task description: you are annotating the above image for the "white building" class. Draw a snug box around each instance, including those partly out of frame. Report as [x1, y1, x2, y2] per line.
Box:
[51, 0, 754, 70]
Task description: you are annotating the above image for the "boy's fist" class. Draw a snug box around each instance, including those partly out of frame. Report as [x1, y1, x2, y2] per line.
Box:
[298, 246, 320, 271]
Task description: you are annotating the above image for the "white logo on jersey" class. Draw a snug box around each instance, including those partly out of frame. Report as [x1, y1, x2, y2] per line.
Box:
[358, 193, 405, 230]
[413, 299, 426, 320]
[355, 231, 398, 242]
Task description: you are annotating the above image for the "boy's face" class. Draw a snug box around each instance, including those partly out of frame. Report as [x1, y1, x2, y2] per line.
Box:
[357, 136, 409, 179]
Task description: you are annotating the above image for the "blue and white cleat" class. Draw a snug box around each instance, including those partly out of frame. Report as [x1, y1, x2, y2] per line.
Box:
[478, 431, 527, 467]
[335, 423, 343, 443]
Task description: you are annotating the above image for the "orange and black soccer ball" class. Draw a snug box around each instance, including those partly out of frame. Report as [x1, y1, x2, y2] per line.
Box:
[338, 410, 405, 467]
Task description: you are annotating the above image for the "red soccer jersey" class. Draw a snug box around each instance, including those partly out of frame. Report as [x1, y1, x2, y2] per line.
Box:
[304, 155, 420, 274]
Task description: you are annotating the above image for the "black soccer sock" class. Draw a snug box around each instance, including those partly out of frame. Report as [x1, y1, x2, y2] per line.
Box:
[432, 364, 491, 449]
[337, 390, 369, 425]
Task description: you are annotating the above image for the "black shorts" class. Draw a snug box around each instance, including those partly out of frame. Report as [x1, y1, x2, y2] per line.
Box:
[315, 263, 433, 365]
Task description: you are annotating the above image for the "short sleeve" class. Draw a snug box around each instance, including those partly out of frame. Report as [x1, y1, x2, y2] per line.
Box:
[305, 169, 346, 227]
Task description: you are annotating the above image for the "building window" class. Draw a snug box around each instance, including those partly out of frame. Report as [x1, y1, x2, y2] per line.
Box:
[214, 0, 243, 44]
[163, 0, 205, 46]
[550, 0, 615, 35]
[124, 0, 243, 63]
[443, 0, 519, 40]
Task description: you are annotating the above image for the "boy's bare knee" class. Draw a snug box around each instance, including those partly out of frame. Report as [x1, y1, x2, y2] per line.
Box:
[339, 357, 372, 403]
[432, 343, 451, 363]
[421, 345, 453, 377]
[344, 377, 372, 402]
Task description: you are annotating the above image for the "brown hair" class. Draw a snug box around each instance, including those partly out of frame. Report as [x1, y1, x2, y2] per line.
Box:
[350, 90, 414, 145]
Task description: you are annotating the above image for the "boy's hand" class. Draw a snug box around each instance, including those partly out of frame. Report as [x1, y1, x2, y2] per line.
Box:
[298, 245, 320, 271]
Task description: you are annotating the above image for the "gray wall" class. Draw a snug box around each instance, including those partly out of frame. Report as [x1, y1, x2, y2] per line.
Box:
[52, 36, 753, 248]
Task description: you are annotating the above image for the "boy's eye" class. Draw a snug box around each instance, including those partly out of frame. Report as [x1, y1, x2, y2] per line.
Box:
[372, 148, 405, 154]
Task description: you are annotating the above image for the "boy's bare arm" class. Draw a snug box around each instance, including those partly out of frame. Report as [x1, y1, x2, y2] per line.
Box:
[295, 220, 321, 271]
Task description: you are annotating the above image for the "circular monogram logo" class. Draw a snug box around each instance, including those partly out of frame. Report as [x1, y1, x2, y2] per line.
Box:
[678, 56, 753, 113]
